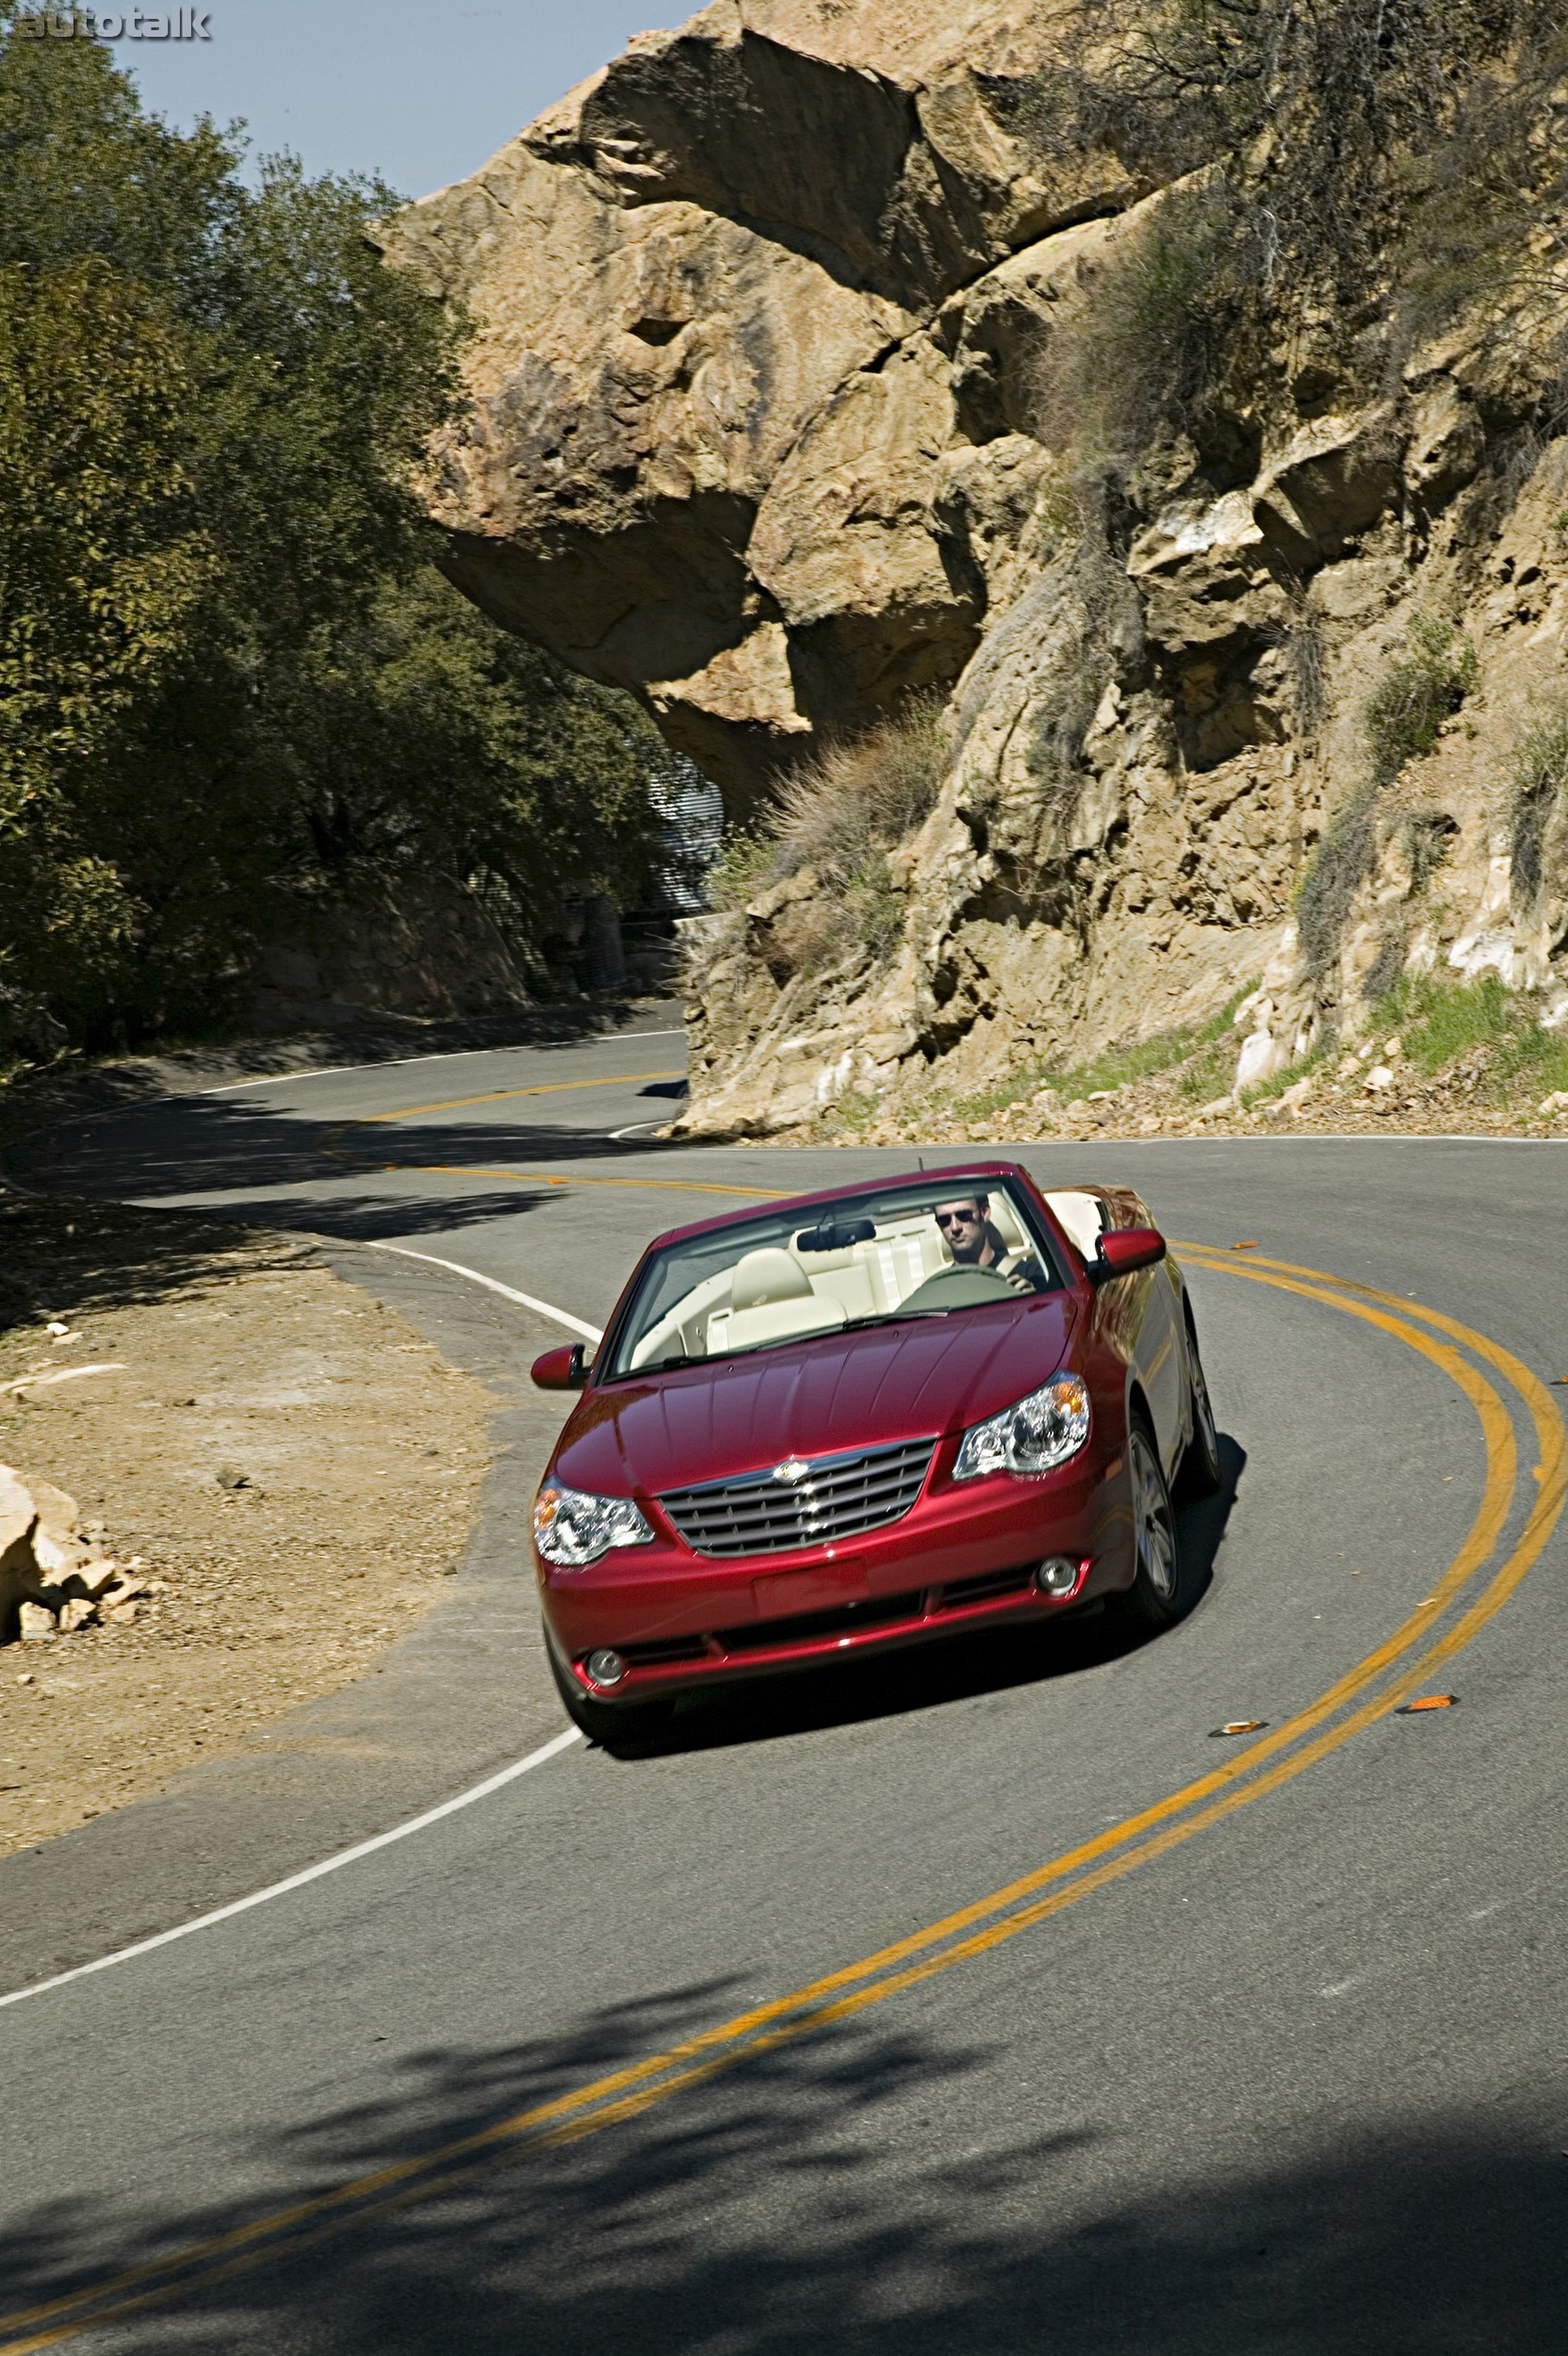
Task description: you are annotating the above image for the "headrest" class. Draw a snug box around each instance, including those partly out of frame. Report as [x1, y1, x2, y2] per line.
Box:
[729, 1248, 814, 1311]
[1043, 1189, 1105, 1262]
[986, 1194, 1027, 1252]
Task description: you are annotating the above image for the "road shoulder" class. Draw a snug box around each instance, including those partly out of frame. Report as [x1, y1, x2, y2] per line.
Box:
[0, 1242, 572, 1995]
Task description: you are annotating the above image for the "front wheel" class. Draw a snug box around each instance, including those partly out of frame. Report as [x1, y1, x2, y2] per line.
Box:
[1175, 1321, 1222, 1500]
[1110, 1420, 1184, 1629]
[547, 1644, 675, 1748]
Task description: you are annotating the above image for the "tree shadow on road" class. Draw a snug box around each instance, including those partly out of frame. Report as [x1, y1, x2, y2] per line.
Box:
[0, 1186, 320, 1338]
[16, 1100, 695, 1192]
[6, 1968, 1563, 2354]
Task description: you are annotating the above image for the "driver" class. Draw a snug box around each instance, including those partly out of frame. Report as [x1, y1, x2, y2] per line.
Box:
[932, 1194, 1046, 1292]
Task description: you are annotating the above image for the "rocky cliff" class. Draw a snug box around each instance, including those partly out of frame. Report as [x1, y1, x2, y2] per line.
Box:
[383, 0, 1568, 1137]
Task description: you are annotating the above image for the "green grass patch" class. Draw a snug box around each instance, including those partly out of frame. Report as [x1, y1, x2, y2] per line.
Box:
[1372, 970, 1514, 1073]
[938, 990, 1252, 1123]
[824, 1090, 882, 1140]
[1367, 970, 1568, 1099]
[1495, 1020, 1568, 1095]
[1236, 1039, 1331, 1109]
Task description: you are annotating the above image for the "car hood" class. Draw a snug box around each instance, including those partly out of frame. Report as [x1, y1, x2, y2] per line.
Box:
[553, 1294, 1079, 1497]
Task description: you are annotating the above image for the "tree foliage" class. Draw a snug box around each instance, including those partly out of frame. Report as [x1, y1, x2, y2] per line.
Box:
[0, 10, 667, 1057]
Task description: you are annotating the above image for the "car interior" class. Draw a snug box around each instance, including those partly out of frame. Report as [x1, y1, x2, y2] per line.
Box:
[626, 1188, 1103, 1369]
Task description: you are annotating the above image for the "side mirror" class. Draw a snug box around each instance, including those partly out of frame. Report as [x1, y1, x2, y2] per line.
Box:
[1089, 1227, 1167, 1284]
[531, 1342, 589, 1391]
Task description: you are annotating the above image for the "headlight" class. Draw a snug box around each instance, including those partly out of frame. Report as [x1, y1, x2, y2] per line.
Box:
[533, 1483, 655, 1567]
[954, 1374, 1091, 1481]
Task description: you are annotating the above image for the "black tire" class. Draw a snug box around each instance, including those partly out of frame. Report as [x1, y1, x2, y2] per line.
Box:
[547, 1643, 675, 1748]
[1110, 1417, 1185, 1629]
[1175, 1317, 1222, 1500]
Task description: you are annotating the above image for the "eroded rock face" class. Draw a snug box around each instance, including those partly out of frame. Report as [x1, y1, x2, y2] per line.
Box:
[379, 0, 1139, 804]
[676, 407, 1568, 1136]
[385, 2, 1568, 1123]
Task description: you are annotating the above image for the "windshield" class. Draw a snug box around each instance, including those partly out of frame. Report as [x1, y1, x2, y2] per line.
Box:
[602, 1178, 1065, 1379]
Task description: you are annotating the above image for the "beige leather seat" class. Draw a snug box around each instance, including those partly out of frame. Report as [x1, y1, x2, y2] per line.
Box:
[1044, 1188, 1105, 1264]
[725, 1248, 847, 1350]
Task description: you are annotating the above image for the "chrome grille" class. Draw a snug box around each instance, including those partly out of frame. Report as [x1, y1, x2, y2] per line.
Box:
[659, 1438, 935, 1560]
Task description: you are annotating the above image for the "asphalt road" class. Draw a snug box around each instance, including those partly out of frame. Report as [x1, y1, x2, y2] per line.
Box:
[4, 1020, 1568, 2355]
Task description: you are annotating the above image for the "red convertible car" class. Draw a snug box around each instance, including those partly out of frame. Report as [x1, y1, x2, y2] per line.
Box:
[531, 1161, 1219, 1740]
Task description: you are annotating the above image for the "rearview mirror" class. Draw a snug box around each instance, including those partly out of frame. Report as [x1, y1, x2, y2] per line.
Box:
[1088, 1227, 1167, 1284]
[531, 1342, 589, 1390]
[795, 1216, 876, 1253]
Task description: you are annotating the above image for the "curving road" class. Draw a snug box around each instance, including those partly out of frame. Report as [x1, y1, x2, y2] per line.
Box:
[4, 1018, 1568, 2354]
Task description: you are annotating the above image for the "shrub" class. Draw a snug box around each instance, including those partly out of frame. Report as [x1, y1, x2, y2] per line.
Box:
[770, 696, 948, 881]
[1285, 614, 1329, 738]
[1298, 620, 1477, 979]
[1296, 788, 1377, 979]
[1034, 180, 1262, 468]
[1364, 614, 1478, 789]
[706, 826, 776, 916]
[708, 698, 949, 972]
[1510, 705, 1568, 905]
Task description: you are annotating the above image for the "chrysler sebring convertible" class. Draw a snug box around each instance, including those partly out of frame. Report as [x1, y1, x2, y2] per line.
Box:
[530, 1161, 1219, 1740]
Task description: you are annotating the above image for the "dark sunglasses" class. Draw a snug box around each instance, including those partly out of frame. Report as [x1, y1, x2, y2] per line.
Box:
[934, 1208, 982, 1228]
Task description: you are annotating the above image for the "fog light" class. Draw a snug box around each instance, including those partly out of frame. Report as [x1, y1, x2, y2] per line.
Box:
[1036, 1557, 1085, 1600]
[584, 1648, 627, 1689]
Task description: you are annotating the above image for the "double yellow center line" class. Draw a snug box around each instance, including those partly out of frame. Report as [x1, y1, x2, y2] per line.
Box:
[3, 1247, 1560, 2348]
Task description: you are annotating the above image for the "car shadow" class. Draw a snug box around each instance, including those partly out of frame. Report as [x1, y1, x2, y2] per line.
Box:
[600, 1433, 1246, 1759]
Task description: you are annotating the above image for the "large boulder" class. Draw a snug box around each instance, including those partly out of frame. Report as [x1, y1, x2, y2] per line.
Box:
[378, 0, 1138, 807]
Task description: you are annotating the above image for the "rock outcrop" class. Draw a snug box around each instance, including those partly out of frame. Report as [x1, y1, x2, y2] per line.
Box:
[384, 2, 1568, 1131]
[380, 0, 1140, 807]
[0, 1464, 142, 1644]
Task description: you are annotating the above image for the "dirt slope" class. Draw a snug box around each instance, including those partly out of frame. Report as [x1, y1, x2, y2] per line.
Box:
[0, 1191, 494, 1857]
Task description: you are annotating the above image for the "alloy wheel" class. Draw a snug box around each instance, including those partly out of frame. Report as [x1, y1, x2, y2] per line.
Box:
[1132, 1427, 1178, 1601]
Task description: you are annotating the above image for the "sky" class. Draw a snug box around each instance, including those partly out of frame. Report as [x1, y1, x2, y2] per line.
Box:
[118, 1, 670, 200]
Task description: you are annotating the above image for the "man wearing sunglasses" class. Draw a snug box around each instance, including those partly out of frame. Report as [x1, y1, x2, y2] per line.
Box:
[931, 1194, 1046, 1293]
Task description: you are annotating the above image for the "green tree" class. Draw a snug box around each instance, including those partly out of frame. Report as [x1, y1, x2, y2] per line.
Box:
[0, 256, 215, 1031]
[0, 12, 667, 1055]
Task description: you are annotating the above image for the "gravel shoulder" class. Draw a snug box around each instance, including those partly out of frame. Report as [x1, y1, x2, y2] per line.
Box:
[0, 1189, 496, 1859]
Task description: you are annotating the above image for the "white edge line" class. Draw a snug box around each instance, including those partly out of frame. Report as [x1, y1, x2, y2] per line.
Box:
[0, 1729, 581, 2011]
[353, 1240, 604, 1341]
[0, 1239, 604, 2010]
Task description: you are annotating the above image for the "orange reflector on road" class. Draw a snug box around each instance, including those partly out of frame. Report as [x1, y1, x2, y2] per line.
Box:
[1211, 1719, 1266, 1737]
[1232, 1240, 1259, 1251]
[1397, 1693, 1459, 1713]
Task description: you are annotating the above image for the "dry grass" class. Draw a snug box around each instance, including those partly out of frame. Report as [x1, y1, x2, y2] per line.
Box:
[707, 700, 949, 973]
[1297, 615, 1478, 978]
[1511, 704, 1568, 906]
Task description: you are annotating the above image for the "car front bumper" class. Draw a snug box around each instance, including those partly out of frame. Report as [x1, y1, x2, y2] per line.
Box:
[538, 1447, 1134, 1705]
